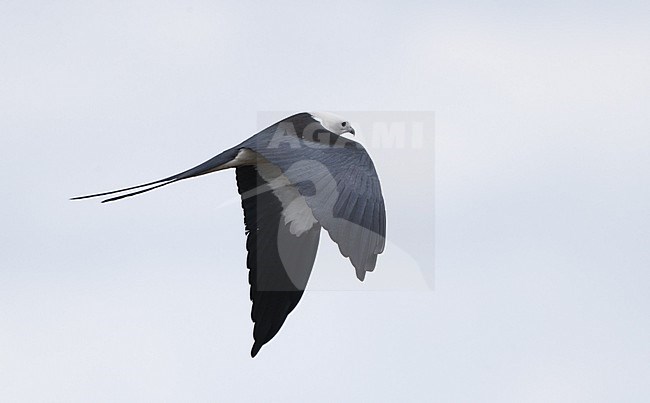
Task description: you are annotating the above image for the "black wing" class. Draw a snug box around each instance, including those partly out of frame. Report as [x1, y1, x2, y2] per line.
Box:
[235, 165, 321, 357]
[242, 127, 386, 281]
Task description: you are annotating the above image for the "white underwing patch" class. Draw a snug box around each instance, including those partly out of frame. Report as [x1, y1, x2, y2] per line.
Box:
[228, 149, 317, 236]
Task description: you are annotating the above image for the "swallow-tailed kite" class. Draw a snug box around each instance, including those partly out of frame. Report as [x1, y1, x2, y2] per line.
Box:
[73, 112, 386, 356]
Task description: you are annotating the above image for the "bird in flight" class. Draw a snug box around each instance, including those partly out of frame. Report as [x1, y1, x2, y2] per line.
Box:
[73, 112, 386, 356]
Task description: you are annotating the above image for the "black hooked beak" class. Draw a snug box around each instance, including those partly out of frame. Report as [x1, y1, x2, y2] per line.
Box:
[349, 127, 356, 136]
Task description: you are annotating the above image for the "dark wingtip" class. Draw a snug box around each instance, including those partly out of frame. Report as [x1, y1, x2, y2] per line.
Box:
[251, 342, 263, 358]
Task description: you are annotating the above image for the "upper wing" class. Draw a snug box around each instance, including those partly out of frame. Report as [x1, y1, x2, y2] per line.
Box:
[240, 121, 386, 281]
[236, 165, 321, 357]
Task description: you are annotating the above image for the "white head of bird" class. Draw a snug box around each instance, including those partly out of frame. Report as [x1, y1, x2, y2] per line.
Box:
[310, 111, 355, 136]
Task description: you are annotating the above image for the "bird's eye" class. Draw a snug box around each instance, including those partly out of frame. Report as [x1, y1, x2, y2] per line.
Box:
[342, 122, 347, 127]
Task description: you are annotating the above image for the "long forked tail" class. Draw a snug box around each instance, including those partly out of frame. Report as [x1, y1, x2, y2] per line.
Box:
[71, 147, 241, 203]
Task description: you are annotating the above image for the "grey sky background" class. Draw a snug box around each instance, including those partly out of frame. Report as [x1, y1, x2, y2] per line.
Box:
[1, 1, 649, 402]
